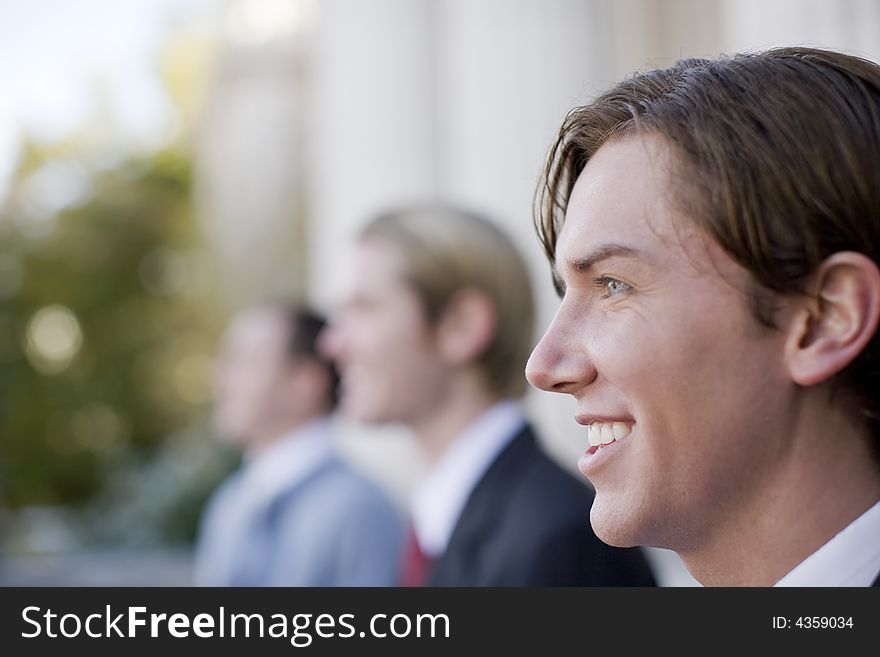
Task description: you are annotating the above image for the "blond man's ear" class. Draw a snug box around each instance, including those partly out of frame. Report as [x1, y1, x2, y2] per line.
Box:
[436, 288, 498, 367]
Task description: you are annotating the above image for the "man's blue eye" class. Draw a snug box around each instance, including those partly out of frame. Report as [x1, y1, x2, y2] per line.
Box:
[595, 276, 631, 298]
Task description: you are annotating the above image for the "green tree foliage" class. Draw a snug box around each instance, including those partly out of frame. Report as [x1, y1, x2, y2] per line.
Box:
[0, 141, 225, 525]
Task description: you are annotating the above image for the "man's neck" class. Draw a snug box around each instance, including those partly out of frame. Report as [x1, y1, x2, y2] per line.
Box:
[409, 374, 500, 466]
[680, 402, 880, 586]
[246, 413, 326, 460]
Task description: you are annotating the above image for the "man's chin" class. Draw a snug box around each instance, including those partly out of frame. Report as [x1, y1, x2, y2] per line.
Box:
[589, 500, 641, 548]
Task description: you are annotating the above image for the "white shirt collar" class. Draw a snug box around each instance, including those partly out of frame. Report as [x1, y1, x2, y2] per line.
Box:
[241, 416, 335, 510]
[410, 400, 526, 558]
[774, 498, 880, 586]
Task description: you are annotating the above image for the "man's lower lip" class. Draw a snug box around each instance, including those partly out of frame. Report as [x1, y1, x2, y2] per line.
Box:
[577, 438, 626, 475]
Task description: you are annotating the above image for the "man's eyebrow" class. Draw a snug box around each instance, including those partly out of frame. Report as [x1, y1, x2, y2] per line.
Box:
[565, 244, 645, 274]
[550, 244, 645, 296]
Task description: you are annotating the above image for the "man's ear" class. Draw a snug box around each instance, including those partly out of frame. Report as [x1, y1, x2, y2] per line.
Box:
[785, 252, 880, 386]
[436, 289, 497, 366]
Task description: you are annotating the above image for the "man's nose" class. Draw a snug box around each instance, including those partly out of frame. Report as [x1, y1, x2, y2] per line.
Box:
[525, 314, 597, 394]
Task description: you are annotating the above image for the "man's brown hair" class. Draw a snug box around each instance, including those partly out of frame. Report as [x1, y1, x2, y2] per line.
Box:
[536, 47, 880, 440]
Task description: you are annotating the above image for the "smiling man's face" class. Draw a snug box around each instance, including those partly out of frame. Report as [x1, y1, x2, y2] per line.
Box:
[526, 134, 795, 552]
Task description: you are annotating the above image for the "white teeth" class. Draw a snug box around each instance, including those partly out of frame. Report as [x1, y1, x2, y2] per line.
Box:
[587, 421, 632, 448]
[611, 422, 631, 440]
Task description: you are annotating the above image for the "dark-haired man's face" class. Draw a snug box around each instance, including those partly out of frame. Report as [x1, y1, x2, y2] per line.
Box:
[526, 135, 794, 554]
[213, 309, 298, 447]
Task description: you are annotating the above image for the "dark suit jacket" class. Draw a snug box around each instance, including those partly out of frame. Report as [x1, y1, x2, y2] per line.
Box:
[428, 425, 656, 586]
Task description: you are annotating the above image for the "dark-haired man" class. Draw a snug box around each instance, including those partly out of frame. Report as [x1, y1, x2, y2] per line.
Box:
[526, 47, 880, 586]
[194, 305, 402, 586]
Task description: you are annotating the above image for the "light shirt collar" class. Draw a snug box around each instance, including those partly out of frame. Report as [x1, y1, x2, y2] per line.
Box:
[774, 498, 880, 586]
[410, 400, 526, 558]
[241, 416, 335, 510]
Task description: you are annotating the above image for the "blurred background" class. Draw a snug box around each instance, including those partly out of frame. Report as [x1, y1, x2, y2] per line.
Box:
[2, 0, 879, 585]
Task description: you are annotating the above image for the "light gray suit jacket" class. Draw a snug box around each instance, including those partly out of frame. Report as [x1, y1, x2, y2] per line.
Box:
[195, 455, 403, 586]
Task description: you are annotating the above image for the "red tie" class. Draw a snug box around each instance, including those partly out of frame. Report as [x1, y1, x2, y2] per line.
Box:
[400, 524, 433, 587]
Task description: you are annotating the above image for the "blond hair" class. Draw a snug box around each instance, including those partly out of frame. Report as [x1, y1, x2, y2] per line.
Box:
[361, 206, 534, 398]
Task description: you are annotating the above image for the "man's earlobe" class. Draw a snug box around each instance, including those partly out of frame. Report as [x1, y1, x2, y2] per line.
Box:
[786, 252, 880, 386]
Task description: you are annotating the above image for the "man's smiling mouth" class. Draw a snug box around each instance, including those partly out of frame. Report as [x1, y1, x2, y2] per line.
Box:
[585, 421, 632, 454]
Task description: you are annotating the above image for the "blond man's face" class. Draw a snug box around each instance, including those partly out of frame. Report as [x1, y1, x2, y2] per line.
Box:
[322, 238, 453, 426]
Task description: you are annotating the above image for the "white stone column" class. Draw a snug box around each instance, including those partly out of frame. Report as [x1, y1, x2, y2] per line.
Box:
[306, 0, 438, 311]
[195, 0, 312, 308]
